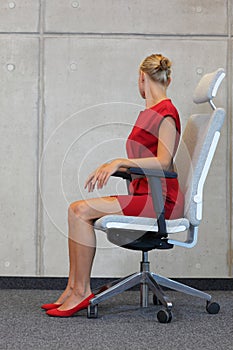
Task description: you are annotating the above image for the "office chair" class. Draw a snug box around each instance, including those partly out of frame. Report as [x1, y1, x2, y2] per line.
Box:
[87, 68, 226, 323]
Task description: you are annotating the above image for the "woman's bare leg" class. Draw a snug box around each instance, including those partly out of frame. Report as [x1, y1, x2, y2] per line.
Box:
[57, 196, 123, 311]
[53, 238, 76, 304]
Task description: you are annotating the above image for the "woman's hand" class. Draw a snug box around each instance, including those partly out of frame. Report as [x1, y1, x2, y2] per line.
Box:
[84, 159, 122, 192]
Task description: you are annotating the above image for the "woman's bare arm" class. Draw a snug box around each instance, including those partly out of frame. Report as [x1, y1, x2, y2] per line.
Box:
[85, 117, 177, 192]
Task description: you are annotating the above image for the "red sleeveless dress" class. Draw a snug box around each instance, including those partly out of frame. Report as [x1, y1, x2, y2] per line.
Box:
[115, 99, 184, 219]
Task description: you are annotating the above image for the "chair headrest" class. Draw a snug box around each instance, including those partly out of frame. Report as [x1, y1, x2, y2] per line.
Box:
[193, 68, 226, 104]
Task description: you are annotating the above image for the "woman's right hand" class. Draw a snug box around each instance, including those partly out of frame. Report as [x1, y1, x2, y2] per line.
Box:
[84, 159, 123, 192]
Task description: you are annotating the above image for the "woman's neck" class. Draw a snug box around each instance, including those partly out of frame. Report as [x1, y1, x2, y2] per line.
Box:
[144, 76, 168, 109]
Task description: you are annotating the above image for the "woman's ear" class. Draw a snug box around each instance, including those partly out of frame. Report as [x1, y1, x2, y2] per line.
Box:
[139, 70, 145, 82]
[138, 71, 146, 99]
[167, 77, 171, 87]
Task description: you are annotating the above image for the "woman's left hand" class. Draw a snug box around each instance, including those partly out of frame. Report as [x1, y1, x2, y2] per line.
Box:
[84, 159, 122, 192]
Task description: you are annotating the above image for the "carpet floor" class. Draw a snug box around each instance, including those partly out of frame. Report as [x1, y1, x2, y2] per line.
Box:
[0, 289, 232, 350]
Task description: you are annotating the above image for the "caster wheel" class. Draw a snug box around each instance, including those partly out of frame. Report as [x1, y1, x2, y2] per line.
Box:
[87, 304, 98, 318]
[157, 309, 172, 323]
[206, 301, 220, 314]
[153, 294, 162, 305]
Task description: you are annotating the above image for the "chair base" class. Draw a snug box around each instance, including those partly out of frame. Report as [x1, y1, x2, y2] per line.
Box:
[88, 252, 217, 322]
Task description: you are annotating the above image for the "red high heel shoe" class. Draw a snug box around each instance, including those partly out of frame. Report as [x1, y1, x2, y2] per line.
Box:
[46, 293, 95, 317]
[41, 303, 62, 311]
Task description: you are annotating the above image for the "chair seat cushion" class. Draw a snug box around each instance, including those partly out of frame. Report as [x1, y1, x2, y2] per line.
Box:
[94, 215, 190, 234]
[94, 215, 190, 251]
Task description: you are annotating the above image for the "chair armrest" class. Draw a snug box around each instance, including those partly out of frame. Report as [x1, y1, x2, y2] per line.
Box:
[129, 167, 177, 178]
[112, 171, 132, 181]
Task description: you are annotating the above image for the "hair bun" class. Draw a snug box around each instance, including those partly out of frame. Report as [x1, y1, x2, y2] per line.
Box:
[160, 57, 169, 70]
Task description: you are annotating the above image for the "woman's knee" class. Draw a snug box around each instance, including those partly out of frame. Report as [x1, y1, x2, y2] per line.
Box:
[68, 200, 90, 220]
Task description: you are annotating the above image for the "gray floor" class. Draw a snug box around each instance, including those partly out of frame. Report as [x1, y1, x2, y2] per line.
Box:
[0, 289, 232, 350]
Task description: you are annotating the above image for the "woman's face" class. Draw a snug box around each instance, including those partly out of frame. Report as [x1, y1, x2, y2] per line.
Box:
[138, 71, 146, 99]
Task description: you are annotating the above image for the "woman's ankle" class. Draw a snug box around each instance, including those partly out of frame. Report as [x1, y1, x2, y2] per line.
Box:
[55, 285, 73, 304]
[72, 286, 92, 298]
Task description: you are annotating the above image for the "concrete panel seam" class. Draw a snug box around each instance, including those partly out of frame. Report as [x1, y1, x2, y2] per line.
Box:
[0, 32, 40, 35]
[226, 0, 233, 276]
[42, 32, 229, 39]
[0, 33, 229, 39]
[0, 34, 229, 39]
[35, 0, 45, 276]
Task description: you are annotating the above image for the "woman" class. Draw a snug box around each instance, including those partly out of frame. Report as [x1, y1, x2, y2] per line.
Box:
[42, 53, 184, 317]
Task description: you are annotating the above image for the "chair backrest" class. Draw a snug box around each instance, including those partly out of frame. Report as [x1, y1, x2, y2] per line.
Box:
[174, 69, 226, 227]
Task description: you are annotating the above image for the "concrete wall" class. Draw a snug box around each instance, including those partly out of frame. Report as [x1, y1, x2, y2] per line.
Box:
[0, 0, 232, 278]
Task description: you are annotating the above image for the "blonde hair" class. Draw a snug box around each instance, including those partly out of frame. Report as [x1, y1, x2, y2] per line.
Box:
[140, 54, 172, 85]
